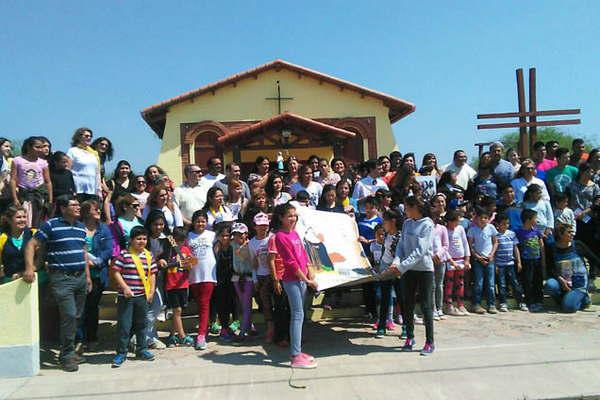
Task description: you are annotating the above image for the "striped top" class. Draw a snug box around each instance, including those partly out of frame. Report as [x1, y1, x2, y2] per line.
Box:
[112, 250, 157, 296]
[35, 217, 87, 271]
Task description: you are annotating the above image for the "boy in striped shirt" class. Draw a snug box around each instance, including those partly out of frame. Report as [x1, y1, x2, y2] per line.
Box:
[111, 226, 157, 367]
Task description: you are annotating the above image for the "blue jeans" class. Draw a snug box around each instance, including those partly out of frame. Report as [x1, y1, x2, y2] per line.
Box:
[497, 264, 523, 304]
[117, 295, 148, 354]
[544, 278, 590, 313]
[472, 259, 495, 306]
[283, 280, 307, 356]
[145, 289, 163, 343]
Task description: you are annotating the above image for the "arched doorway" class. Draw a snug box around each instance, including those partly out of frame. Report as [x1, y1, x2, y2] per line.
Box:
[342, 131, 364, 164]
[194, 132, 223, 169]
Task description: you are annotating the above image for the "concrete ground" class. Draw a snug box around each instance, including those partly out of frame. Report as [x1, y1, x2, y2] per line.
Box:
[2, 305, 600, 400]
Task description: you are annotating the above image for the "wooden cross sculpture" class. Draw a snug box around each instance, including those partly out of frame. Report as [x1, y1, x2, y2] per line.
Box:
[477, 68, 581, 157]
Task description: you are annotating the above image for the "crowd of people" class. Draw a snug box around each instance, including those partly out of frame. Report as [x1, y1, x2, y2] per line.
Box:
[0, 128, 599, 373]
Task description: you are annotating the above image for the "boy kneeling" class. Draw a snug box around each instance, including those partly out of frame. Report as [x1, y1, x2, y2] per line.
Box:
[111, 226, 157, 367]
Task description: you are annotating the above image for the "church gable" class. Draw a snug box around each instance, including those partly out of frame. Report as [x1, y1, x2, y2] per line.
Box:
[141, 59, 414, 138]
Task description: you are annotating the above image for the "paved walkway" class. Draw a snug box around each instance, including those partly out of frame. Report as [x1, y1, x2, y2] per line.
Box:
[2, 307, 600, 400]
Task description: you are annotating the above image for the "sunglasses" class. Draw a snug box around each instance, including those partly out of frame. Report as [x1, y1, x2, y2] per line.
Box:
[131, 203, 140, 208]
[136, 180, 146, 185]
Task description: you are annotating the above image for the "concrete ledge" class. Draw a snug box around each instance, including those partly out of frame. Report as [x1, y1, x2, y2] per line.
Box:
[0, 342, 39, 378]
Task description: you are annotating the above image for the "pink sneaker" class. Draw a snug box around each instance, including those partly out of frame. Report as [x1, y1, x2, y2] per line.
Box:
[372, 321, 379, 330]
[299, 352, 315, 362]
[385, 320, 396, 331]
[291, 354, 317, 369]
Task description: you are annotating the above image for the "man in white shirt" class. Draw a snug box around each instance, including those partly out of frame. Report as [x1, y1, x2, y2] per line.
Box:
[442, 150, 477, 191]
[200, 157, 226, 190]
[352, 159, 389, 213]
[173, 164, 207, 225]
[290, 165, 323, 209]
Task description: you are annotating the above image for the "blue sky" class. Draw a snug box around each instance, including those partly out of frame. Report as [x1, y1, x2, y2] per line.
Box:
[1, 1, 598, 173]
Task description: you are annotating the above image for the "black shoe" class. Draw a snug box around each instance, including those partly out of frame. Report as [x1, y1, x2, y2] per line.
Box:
[73, 354, 86, 364]
[61, 359, 79, 372]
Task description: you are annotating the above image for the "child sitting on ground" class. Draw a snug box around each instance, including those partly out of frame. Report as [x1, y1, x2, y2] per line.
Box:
[494, 213, 527, 312]
[165, 227, 195, 347]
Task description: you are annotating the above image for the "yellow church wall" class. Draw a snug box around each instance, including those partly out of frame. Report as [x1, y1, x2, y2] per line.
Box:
[157, 68, 397, 183]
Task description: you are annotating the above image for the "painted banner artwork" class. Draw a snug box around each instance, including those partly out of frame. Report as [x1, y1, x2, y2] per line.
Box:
[416, 175, 437, 201]
[292, 202, 374, 290]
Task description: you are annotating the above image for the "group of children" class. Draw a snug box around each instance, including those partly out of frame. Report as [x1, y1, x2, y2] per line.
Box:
[363, 190, 594, 342]
[110, 204, 319, 369]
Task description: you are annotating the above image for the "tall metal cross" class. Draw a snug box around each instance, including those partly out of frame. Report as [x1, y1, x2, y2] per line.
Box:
[265, 80, 294, 114]
[476, 68, 581, 157]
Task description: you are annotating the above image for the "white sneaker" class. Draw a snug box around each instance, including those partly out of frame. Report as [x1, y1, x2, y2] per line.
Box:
[156, 311, 167, 322]
[519, 303, 529, 312]
[414, 314, 424, 325]
[499, 303, 509, 312]
[150, 337, 166, 349]
[433, 310, 441, 321]
[438, 310, 447, 320]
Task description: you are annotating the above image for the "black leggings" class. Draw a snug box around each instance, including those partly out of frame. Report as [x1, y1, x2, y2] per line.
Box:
[378, 276, 405, 328]
[402, 270, 434, 345]
[214, 283, 237, 328]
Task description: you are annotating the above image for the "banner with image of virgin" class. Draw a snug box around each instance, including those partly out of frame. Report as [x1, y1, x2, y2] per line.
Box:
[292, 202, 374, 291]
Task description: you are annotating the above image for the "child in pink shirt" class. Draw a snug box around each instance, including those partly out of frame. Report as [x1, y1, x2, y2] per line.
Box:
[273, 203, 317, 369]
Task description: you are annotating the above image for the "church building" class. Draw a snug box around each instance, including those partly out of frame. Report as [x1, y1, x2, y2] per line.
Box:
[141, 59, 415, 182]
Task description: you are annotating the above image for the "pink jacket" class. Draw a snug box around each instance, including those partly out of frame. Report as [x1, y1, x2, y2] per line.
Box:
[432, 224, 450, 262]
[274, 230, 309, 282]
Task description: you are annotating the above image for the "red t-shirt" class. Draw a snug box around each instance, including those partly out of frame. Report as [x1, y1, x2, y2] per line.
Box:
[268, 234, 285, 280]
[166, 245, 192, 290]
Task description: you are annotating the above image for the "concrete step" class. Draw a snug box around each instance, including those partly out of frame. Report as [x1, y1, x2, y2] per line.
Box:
[98, 278, 600, 324]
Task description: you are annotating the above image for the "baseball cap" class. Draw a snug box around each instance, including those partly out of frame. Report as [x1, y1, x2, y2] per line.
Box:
[448, 199, 469, 210]
[231, 222, 248, 234]
[253, 212, 269, 226]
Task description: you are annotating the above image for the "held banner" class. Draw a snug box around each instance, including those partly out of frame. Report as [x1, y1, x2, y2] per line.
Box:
[292, 202, 374, 291]
[415, 175, 437, 201]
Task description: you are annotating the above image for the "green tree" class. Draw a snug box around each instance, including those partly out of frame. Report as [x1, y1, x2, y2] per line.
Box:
[499, 127, 596, 154]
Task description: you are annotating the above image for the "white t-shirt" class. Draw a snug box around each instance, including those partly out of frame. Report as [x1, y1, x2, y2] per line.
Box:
[173, 183, 207, 221]
[289, 181, 323, 209]
[273, 192, 292, 206]
[352, 176, 388, 200]
[510, 176, 550, 204]
[200, 173, 225, 191]
[66, 147, 99, 195]
[442, 162, 476, 191]
[248, 235, 270, 276]
[142, 205, 184, 231]
[187, 230, 216, 284]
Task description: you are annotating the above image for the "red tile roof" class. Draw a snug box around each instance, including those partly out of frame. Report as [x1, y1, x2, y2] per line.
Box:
[140, 59, 415, 138]
[218, 112, 356, 145]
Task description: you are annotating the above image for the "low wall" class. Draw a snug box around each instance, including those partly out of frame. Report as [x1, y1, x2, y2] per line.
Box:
[0, 277, 39, 378]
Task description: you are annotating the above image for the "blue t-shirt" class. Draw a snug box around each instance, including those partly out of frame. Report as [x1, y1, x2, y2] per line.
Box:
[495, 229, 518, 266]
[35, 217, 87, 271]
[357, 215, 382, 257]
[467, 223, 498, 257]
[516, 227, 543, 260]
